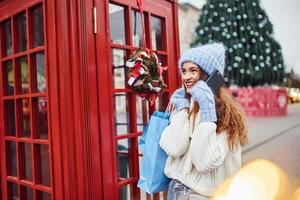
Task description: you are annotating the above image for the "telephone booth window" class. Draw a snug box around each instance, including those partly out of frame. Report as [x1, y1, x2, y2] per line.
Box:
[109, 1, 172, 199]
[109, 4, 126, 45]
[0, 2, 53, 199]
[151, 16, 163, 51]
[1, 20, 12, 56]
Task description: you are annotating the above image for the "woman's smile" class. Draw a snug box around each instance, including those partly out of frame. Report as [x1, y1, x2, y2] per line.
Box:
[184, 81, 196, 89]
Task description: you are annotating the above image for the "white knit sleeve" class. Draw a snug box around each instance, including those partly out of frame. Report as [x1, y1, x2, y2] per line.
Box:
[159, 110, 190, 158]
[190, 122, 229, 173]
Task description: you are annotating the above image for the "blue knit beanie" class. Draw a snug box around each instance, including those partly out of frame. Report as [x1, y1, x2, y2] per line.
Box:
[179, 43, 225, 76]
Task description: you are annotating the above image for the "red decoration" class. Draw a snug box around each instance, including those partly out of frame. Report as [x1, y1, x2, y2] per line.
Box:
[125, 0, 167, 105]
[230, 87, 288, 116]
[126, 49, 167, 105]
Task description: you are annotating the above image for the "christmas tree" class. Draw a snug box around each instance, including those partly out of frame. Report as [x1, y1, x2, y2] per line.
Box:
[192, 0, 285, 87]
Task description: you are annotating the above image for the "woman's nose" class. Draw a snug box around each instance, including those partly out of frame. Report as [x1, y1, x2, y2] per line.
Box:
[183, 72, 192, 80]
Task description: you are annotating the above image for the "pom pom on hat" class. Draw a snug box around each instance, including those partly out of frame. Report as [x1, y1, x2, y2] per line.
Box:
[179, 43, 226, 76]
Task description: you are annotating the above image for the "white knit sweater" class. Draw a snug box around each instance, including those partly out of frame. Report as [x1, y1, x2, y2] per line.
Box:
[159, 110, 241, 196]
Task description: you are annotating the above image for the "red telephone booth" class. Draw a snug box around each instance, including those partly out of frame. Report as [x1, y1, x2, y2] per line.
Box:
[0, 0, 180, 199]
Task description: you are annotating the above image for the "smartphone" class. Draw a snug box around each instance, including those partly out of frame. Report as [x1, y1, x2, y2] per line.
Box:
[205, 70, 225, 94]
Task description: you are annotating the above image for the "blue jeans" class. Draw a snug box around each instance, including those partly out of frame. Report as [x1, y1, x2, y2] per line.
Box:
[167, 179, 210, 200]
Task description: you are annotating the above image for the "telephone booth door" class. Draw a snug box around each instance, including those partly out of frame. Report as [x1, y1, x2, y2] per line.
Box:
[97, 0, 180, 199]
[0, 1, 55, 199]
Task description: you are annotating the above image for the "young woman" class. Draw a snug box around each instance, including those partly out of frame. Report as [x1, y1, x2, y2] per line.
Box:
[159, 43, 248, 200]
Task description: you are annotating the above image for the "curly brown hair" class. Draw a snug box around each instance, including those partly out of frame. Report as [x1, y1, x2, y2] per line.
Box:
[215, 88, 248, 150]
[188, 87, 248, 151]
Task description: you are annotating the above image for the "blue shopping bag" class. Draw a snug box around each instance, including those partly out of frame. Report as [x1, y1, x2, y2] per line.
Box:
[138, 111, 170, 194]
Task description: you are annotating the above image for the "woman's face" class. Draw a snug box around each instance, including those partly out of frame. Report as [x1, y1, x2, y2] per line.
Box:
[181, 62, 205, 93]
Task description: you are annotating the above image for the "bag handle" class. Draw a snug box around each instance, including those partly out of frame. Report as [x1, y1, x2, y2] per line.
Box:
[163, 101, 174, 119]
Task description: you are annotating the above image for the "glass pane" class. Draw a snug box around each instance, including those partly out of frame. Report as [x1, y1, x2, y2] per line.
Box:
[35, 144, 51, 186]
[18, 98, 31, 138]
[136, 96, 149, 132]
[112, 49, 127, 88]
[109, 4, 126, 45]
[1, 19, 12, 57]
[4, 100, 16, 136]
[131, 10, 143, 47]
[151, 16, 163, 51]
[21, 186, 34, 200]
[117, 139, 130, 179]
[155, 92, 169, 112]
[32, 52, 46, 92]
[33, 97, 48, 139]
[6, 141, 17, 177]
[114, 93, 130, 135]
[2, 60, 14, 96]
[158, 55, 168, 87]
[15, 12, 27, 52]
[19, 143, 33, 181]
[36, 191, 51, 200]
[7, 181, 19, 200]
[119, 185, 130, 200]
[16, 56, 29, 94]
[30, 5, 44, 47]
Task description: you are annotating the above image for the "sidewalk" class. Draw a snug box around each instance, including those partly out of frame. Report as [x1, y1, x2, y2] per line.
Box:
[242, 104, 300, 195]
[242, 104, 300, 153]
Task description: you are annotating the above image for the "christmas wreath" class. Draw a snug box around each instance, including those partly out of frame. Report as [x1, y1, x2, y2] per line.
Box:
[126, 49, 167, 104]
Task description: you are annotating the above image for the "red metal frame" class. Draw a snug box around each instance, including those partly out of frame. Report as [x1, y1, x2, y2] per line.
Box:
[1, 0, 180, 199]
[0, 1, 55, 199]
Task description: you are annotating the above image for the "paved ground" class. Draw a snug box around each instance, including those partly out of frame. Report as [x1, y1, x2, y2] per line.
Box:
[242, 104, 300, 195]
